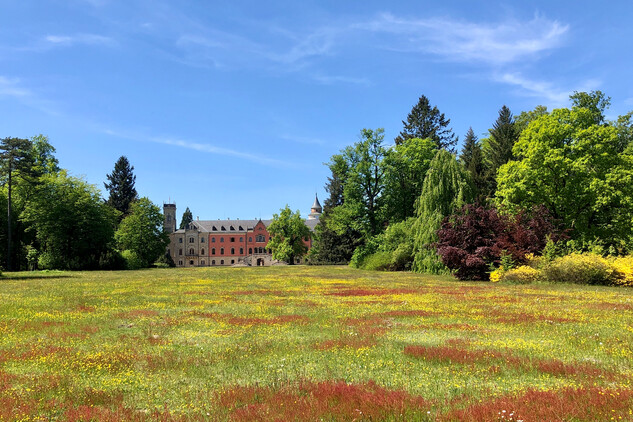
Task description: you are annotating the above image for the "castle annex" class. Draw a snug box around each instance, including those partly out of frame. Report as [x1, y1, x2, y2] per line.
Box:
[164, 196, 322, 267]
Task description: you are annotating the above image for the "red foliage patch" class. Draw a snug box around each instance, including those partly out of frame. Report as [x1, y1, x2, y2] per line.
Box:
[591, 302, 633, 312]
[443, 387, 633, 422]
[227, 314, 309, 326]
[218, 380, 431, 421]
[77, 304, 96, 312]
[379, 310, 437, 318]
[404, 345, 503, 365]
[326, 287, 418, 297]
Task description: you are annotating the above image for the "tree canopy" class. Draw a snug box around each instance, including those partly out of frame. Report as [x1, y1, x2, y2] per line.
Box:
[267, 206, 311, 264]
[395, 95, 457, 151]
[179, 207, 193, 229]
[104, 156, 138, 218]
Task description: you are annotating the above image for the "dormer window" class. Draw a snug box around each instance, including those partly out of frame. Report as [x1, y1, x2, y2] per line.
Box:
[212, 226, 217, 231]
[230, 226, 235, 231]
[239, 226, 244, 231]
[221, 226, 226, 231]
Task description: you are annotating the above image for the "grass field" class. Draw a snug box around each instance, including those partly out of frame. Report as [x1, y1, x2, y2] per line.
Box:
[0, 266, 632, 421]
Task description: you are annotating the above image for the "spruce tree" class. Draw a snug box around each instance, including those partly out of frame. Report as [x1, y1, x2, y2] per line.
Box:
[104, 156, 138, 218]
[459, 127, 486, 199]
[395, 95, 457, 151]
[485, 105, 519, 195]
[179, 207, 193, 229]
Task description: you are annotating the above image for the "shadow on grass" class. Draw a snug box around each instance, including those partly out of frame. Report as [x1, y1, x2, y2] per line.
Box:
[1, 272, 74, 281]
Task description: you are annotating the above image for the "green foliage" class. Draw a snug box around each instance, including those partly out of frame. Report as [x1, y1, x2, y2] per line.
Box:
[570, 90, 610, 125]
[349, 236, 380, 268]
[115, 197, 169, 268]
[395, 94, 457, 151]
[121, 249, 144, 270]
[23, 171, 117, 270]
[543, 253, 617, 285]
[484, 105, 519, 196]
[459, 128, 486, 200]
[267, 206, 311, 264]
[514, 105, 549, 134]
[412, 150, 474, 274]
[328, 128, 387, 239]
[104, 156, 138, 219]
[361, 251, 393, 271]
[179, 207, 193, 230]
[383, 137, 436, 222]
[496, 106, 633, 251]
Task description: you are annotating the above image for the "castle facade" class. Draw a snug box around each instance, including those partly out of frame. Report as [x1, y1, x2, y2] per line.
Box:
[163, 197, 322, 267]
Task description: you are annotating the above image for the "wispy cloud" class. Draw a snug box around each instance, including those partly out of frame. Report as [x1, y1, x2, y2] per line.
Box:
[496, 73, 601, 106]
[103, 129, 296, 168]
[0, 76, 61, 115]
[0, 76, 31, 98]
[44, 33, 115, 47]
[361, 13, 568, 65]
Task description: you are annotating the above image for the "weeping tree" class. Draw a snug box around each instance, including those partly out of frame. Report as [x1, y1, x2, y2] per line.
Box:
[412, 149, 474, 274]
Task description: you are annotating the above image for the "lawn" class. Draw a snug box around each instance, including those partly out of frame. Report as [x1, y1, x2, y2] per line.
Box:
[0, 266, 632, 421]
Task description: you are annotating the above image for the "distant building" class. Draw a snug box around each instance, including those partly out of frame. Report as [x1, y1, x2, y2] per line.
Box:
[164, 196, 321, 267]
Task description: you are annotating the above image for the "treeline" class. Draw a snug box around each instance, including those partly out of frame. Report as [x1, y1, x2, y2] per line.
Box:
[0, 138, 169, 271]
[309, 91, 633, 281]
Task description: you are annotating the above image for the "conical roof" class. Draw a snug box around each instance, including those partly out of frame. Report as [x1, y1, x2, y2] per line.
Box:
[311, 194, 322, 212]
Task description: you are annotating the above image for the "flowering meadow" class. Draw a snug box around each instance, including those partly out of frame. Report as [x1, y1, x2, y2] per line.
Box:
[0, 266, 632, 421]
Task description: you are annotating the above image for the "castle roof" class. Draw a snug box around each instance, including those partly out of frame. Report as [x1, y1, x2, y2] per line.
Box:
[174, 217, 319, 233]
[311, 195, 322, 211]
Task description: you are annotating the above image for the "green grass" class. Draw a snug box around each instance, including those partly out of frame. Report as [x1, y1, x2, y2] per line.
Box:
[0, 266, 632, 421]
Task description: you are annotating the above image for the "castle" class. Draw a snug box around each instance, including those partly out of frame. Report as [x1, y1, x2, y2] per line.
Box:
[163, 196, 322, 267]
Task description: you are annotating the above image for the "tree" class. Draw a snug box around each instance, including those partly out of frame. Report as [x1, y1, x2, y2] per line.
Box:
[30, 135, 59, 177]
[22, 171, 117, 270]
[179, 207, 193, 229]
[412, 149, 474, 274]
[383, 137, 436, 222]
[115, 197, 169, 268]
[459, 128, 486, 199]
[395, 95, 457, 151]
[496, 106, 633, 251]
[0, 137, 34, 270]
[570, 90, 610, 125]
[484, 105, 519, 196]
[515, 105, 549, 134]
[104, 156, 138, 218]
[328, 128, 387, 239]
[310, 154, 362, 264]
[267, 206, 311, 265]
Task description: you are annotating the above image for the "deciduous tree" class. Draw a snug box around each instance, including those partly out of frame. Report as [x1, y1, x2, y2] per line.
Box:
[267, 206, 311, 265]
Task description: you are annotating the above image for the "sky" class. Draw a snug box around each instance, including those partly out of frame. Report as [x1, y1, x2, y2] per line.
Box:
[1, 1, 632, 222]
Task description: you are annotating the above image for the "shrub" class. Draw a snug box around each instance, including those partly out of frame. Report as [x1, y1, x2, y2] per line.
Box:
[610, 256, 633, 286]
[121, 250, 144, 270]
[361, 252, 393, 271]
[501, 266, 542, 284]
[98, 250, 126, 270]
[543, 253, 617, 285]
[349, 237, 380, 268]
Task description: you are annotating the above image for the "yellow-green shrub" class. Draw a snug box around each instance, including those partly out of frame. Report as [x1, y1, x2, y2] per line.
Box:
[500, 266, 542, 283]
[543, 253, 617, 285]
[610, 256, 633, 287]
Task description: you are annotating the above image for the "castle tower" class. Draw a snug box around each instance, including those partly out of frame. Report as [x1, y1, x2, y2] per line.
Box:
[163, 203, 177, 233]
[308, 194, 322, 220]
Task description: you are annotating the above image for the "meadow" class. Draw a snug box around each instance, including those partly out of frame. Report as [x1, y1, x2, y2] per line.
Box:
[0, 266, 632, 421]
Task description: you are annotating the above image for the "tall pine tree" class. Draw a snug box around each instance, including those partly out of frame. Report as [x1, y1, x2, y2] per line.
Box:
[459, 127, 486, 200]
[104, 156, 138, 219]
[179, 207, 193, 229]
[395, 95, 457, 151]
[484, 105, 519, 196]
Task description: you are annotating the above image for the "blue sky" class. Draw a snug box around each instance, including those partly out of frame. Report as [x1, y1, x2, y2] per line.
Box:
[1, 1, 632, 222]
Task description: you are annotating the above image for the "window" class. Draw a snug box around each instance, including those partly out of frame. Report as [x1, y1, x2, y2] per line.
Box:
[201, 249, 205, 255]
[201, 238, 205, 243]
[240, 247, 244, 254]
[189, 237, 194, 243]
[220, 259, 224, 265]
[231, 259, 235, 264]
[220, 248, 224, 255]
[189, 260, 194, 265]
[179, 249, 183, 256]
[178, 238, 183, 243]
[230, 226, 235, 231]
[304, 237, 309, 242]
[256, 234, 265, 242]
[167, 215, 171, 222]
[230, 248, 235, 254]
[212, 226, 217, 231]
[212, 237, 216, 242]
[201, 260, 205, 265]
[220, 238, 224, 243]
[221, 226, 226, 231]
[240, 237, 243, 242]
[239, 226, 244, 231]
[189, 248, 195, 255]
[178, 260, 183, 265]
[212, 248, 216, 255]
[249, 248, 252, 254]
[249, 237, 252, 242]
[230, 237, 235, 242]
[212, 260, 216, 265]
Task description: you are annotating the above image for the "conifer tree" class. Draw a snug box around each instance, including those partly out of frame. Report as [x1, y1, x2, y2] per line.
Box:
[179, 207, 193, 229]
[395, 95, 457, 151]
[104, 156, 138, 218]
[484, 105, 519, 195]
[459, 127, 486, 199]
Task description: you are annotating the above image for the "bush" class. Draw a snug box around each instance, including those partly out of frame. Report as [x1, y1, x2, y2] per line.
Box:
[500, 266, 542, 284]
[543, 253, 617, 285]
[350, 237, 380, 268]
[98, 250, 126, 270]
[361, 252, 393, 271]
[121, 250, 144, 270]
[610, 256, 633, 286]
